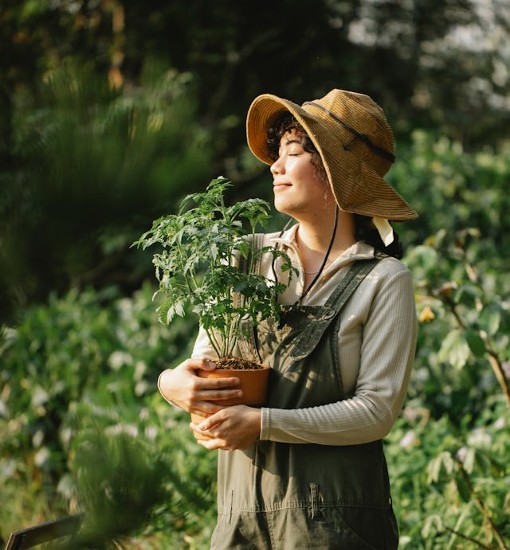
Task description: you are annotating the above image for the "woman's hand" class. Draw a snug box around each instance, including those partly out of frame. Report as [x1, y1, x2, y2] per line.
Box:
[158, 359, 242, 416]
[191, 405, 262, 451]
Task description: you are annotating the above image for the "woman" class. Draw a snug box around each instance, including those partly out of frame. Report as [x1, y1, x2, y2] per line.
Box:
[158, 89, 418, 549]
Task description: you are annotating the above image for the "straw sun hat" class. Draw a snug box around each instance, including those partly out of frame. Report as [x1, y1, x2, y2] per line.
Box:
[246, 89, 418, 244]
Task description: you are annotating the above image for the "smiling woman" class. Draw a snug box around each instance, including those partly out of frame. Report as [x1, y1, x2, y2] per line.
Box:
[157, 88, 418, 549]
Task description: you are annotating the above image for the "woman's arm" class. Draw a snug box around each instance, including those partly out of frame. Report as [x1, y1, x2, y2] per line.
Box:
[261, 268, 417, 445]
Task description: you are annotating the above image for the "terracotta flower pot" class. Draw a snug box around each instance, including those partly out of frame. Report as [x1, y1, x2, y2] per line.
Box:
[191, 364, 270, 439]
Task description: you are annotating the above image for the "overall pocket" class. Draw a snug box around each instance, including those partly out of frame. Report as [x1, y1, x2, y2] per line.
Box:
[306, 483, 398, 550]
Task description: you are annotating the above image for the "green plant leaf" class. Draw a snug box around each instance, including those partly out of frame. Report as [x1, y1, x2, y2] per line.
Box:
[465, 329, 486, 357]
[135, 177, 294, 358]
[455, 474, 472, 503]
[438, 329, 471, 369]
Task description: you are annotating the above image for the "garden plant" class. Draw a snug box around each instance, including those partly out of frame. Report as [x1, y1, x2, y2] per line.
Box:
[133, 176, 295, 369]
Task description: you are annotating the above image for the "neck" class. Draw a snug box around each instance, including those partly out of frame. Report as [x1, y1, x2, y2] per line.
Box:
[297, 210, 356, 266]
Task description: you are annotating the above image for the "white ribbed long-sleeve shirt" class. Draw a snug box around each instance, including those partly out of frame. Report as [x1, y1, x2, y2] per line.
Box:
[192, 225, 417, 446]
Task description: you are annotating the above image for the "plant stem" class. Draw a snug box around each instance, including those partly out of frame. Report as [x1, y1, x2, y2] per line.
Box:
[443, 295, 510, 410]
[442, 525, 493, 550]
[481, 336, 510, 410]
[454, 459, 508, 550]
[203, 326, 222, 359]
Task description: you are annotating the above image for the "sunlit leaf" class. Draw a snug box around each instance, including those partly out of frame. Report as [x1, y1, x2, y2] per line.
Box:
[438, 329, 470, 369]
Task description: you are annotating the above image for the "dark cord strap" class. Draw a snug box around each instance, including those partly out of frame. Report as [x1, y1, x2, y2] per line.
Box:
[296, 206, 339, 305]
[302, 101, 395, 163]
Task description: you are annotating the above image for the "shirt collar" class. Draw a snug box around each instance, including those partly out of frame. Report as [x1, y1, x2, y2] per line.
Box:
[267, 224, 376, 267]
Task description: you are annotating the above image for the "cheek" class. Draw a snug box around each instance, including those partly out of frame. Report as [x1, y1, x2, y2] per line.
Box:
[321, 181, 334, 203]
[309, 170, 333, 203]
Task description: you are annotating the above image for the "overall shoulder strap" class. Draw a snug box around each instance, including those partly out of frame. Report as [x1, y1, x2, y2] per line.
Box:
[291, 256, 382, 362]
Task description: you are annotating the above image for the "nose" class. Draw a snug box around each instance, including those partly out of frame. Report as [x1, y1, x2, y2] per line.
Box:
[270, 156, 283, 175]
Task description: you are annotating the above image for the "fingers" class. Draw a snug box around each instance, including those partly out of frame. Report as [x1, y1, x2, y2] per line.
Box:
[189, 411, 224, 442]
[190, 401, 225, 418]
[186, 358, 242, 392]
[158, 358, 243, 413]
[189, 406, 260, 451]
[195, 387, 243, 402]
[191, 418, 251, 451]
[198, 375, 241, 388]
[191, 424, 231, 450]
[197, 437, 229, 451]
[191, 409, 225, 431]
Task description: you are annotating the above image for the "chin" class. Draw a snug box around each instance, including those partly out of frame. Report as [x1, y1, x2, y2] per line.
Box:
[274, 199, 299, 215]
[274, 202, 289, 215]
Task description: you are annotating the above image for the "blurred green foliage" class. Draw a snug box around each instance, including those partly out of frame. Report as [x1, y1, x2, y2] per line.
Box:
[0, 283, 217, 548]
[1, 1, 510, 548]
[2, 131, 510, 547]
[391, 132, 510, 251]
[0, 62, 211, 320]
[387, 394, 510, 549]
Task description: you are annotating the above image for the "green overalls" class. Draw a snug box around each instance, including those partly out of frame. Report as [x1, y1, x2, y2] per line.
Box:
[211, 258, 399, 550]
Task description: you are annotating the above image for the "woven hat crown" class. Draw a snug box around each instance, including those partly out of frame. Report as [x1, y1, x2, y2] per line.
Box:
[310, 90, 395, 177]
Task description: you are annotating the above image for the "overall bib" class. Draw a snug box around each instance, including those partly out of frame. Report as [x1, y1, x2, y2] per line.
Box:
[211, 258, 399, 550]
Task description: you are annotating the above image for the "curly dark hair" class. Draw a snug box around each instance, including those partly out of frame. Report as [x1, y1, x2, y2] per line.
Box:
[266, 112, 404, 259]
[266, 113, 328, 182]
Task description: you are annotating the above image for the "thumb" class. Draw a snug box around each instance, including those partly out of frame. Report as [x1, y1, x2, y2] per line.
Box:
[199, 359, 217, 371]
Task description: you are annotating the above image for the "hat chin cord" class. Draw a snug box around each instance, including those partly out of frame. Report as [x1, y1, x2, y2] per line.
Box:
[298, 210, 395, 303]
[297, 205, 339, 304]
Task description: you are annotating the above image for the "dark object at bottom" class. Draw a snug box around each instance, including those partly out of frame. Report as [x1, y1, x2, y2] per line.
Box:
[4, 514, 83, 550]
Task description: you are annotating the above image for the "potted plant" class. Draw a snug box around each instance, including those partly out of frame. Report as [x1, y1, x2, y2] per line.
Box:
[133, 177, 295, 412]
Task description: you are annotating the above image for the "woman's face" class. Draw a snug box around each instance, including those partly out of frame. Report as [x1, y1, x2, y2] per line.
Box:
[270, 130, 334, 222]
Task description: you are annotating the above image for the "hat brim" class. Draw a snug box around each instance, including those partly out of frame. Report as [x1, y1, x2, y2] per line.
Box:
[246, 94, 418, 221]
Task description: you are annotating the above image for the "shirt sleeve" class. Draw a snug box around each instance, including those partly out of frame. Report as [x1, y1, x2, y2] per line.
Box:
[260, 268, 417, 445]
[191, 326, 219, 360]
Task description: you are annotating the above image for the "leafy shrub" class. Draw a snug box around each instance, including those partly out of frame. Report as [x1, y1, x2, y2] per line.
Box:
[387, 394, 510, 549]
[0, 283, 215, 545]
[68, 394, 217, 549]
[389, 134, 510, 548]
[390, 131, 510, 253]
